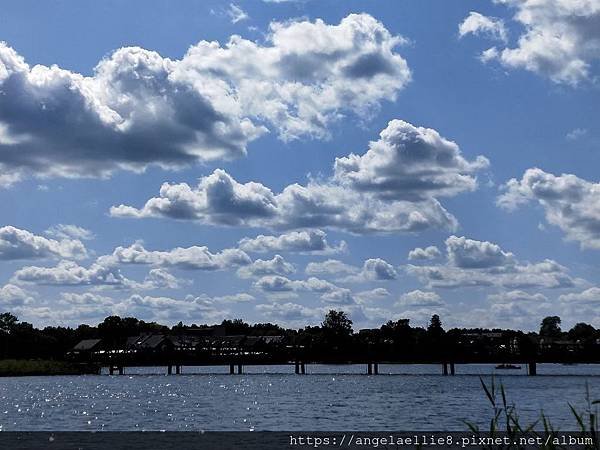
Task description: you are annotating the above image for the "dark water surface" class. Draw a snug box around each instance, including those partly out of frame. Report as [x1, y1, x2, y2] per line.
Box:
[0, 364, 599, 431]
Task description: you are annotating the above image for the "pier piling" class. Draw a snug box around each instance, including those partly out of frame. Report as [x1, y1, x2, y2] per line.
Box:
[528, 361, 537, 376]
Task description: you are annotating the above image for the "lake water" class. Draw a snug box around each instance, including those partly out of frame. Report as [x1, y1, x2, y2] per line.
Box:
[0, 364, 599, 431]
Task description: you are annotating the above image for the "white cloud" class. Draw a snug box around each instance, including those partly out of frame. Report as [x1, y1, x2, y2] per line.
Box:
[459, 11, 508, 42]
[396, 290, 444, 307]
[333, 120, 489, 202]
[111, 119, 487, 234]
[227, 4, 249, 23]
[354, 287, 390, 303]
[237, 254, 295, 278]
[342, 258, 398, 282]
[305, 259, 358, 276]
[0, 14, 410, 184]
[566, 128, 588, 140]
[408, 245, 441, 260]
[256, 302, 322, 322]
[464, 0, 600, 85]
[498, 168, 600, 249]
[45, 224, 95, 241]
[110, 241, 251, 270]
[488, 290, 548, 303]
[305, 257, 397, 282]
[559, 287, 600, 303]
[0, 284, 33, 307]
[0, 226, 87, 261]
[446, 235, 515, 269]
[12, 260, 129, 287]
[238, 229, 346, 254]
[407, 235, 580, 289]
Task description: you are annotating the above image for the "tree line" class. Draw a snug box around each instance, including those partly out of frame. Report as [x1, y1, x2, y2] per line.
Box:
[0, 311, 598, 362]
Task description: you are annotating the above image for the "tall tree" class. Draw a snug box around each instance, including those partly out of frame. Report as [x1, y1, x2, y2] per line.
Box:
[540, 316, 562, 338]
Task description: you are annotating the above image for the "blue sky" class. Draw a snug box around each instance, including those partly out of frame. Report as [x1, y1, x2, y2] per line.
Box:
[1, 0, 599, 330]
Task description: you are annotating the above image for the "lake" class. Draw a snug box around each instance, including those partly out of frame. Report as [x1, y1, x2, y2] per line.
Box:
[0, 364, 599, 431]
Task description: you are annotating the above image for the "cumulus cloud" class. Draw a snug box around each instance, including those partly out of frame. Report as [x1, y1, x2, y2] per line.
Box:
[408, 245, 441, 260]
[396, 290, 444, 307]
[354, 287, 390, 303]
[254, 275, 337, 293]
[0, 283, 33, 307]
[343, 258, 398, 282]
[458, 12, 508, 42]
[111, 119, 488, 234]
[0, 226, 87, 260]
[0, 14, 410, 184]
[256, 302, 322, 322]
[406, 235, 580, 289]
[462, 1, 600, 85]
[238, 229, 346, 254]
[253, 274, 354, 304]
[446, 235, 515, 268]
[305, 259, 358, 276]
[12, 260, 129, 287]
[110, 241, 251, 270]
[45, 224, 95, 241]
[333, 120, 489, 202]
[305, 257, 397, 282]
[498, 168, 600, 249]
[559, 287, 600, 303]
[237, 254, 295, 278]
[488, 290, 548, 303]
[111, 168, 458, 234]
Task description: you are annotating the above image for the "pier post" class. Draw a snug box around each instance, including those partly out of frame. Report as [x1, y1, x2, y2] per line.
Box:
[176, 365, 181, 375]
[109, 366, 114, 375]
[450, 363, 455, 376]
[527, 361, 537, 376]
[167, 365, 172, 375]
[367, 363, 373, 375]
[301, 362, 306, 374]
[295, 361, 300, 374]
[373, 363, 379, 375]
[118, 366, 124, 376]
[237, 364, 243, 375]
[443, 363, 448, 376]
[229, 364, 235, 375]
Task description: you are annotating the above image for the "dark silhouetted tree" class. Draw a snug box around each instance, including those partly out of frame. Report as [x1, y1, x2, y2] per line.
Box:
[540, 316, 562, 338]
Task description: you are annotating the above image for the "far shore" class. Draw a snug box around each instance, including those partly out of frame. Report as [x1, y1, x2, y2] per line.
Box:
[0, 359, 100, 377]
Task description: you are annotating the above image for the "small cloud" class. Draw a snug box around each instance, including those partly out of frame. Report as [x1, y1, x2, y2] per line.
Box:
[566, 128, 588, 141]
[227, 3, 249, 24]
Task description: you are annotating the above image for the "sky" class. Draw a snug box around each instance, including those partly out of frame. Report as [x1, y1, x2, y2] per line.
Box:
[0, 0, 600, 331]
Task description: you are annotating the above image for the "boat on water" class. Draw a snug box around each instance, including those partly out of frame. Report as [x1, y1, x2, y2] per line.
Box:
[495, 364, 522, 370]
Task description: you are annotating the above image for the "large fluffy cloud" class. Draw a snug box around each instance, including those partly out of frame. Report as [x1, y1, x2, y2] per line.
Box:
[498, 168, 600, 249]
[407, 235, 580, 289]
[333, 120, 489, 201]
[0, 14, 410, 185]
[111, 120, 488, 234]
[0, 226, 87, 260]
[238, 229, 346, 254]
[462, 1, 600, 85]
